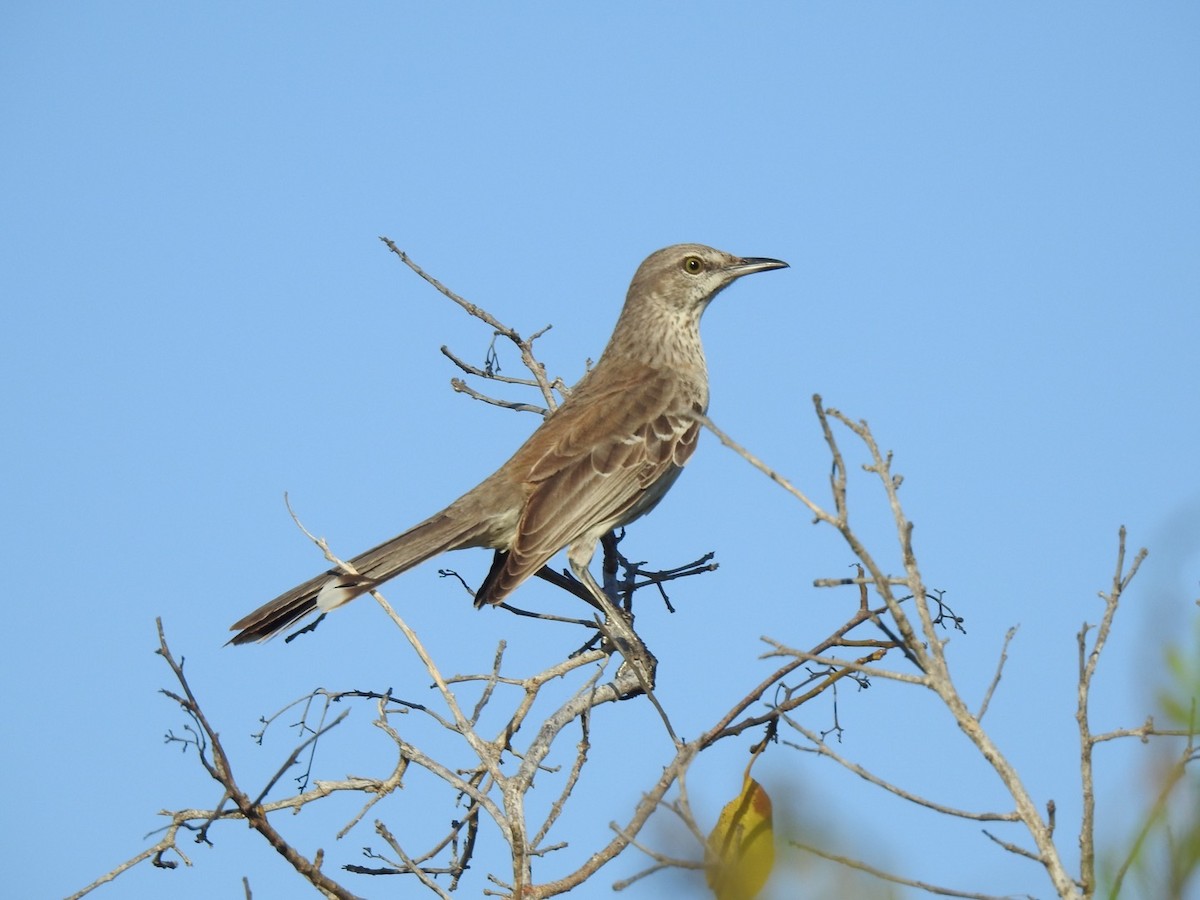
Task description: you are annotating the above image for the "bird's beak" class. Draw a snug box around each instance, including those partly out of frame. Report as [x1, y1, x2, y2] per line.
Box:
[728, 256, 789, 277]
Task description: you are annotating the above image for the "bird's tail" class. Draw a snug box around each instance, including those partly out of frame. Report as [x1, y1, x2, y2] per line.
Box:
[228, 510, 485, 644]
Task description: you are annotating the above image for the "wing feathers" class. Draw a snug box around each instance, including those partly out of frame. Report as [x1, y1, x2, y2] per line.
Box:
[473, 365, 704, 606]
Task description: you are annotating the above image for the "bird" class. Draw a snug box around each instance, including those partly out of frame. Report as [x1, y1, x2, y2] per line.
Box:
[229, 243, 788, 644]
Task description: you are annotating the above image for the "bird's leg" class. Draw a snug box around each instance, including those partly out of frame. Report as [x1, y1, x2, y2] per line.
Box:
[567, 549, 657, 695]
[600, 530, 622, 606]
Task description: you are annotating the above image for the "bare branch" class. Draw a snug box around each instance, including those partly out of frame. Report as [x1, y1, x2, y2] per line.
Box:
[532, 710, 591, 850]
[793, 840, 1015, 899]
[760, 641, 927, 686]
[784, 717, 1021, 822]
[440, 344, 548, 391]
[154, 620, 363, 900]
[698, 412, 830, 523]
[373, 820, 454, 898]
[978, 625, 1019, 721]
[449, 376, 551, 416]
[379, 237, 559, 409]
[66, 825, 191, 900]
[982, 828, 1044, 862]
[1092, 716, 1197, 744]
[1076, 526, 1150, 896]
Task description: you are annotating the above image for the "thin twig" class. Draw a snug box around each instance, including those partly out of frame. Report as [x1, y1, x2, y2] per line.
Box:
[1077, 526, 1150, 896]
[794, 841, 1011, 899]
[155, 620, 363, 900]
[978, 625, 1019, 721]
[379, 237, 559, 408]
[785, 718, 1021, 822]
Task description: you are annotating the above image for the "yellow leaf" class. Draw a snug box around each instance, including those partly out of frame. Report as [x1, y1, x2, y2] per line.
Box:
[705, 774, 775, 900]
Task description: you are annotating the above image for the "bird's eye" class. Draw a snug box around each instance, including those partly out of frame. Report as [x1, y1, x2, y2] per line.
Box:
[682, 255, 704, 275]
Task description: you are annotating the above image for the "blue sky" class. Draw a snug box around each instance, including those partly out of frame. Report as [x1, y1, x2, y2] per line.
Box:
[3, 4, 1198, 898]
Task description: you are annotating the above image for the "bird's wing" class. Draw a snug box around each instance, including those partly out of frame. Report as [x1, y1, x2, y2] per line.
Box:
[474, 363, 702, 605]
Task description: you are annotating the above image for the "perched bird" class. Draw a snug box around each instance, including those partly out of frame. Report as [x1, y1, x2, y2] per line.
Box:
[230, 243, 787, 644]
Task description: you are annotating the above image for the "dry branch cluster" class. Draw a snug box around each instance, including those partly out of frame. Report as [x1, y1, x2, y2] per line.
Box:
[73, 242, 1197, 900]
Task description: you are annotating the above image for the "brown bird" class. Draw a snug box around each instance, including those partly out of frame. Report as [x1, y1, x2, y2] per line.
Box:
[229, 244, 787, 644]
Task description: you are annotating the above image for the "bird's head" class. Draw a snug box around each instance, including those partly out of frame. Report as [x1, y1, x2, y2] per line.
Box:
[628, 243, 789, 316]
